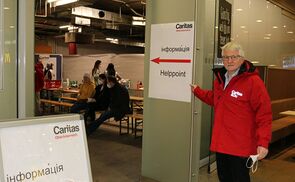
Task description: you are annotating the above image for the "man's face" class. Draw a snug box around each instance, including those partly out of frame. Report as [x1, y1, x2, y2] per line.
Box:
[222, 50, 244, 74]
[107, 80, 115, 88]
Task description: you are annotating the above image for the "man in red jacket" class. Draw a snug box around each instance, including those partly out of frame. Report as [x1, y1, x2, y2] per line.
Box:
[35, 57, 44, 116]
[191, 42, 272, 182]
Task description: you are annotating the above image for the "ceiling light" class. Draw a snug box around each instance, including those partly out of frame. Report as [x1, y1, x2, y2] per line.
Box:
[240, 26, 246, 29]
[256, 20, 263, 23]
[9, 26, 15, 29]
[4, 7, 10, 10]
[251, 61, 260, 64]
[106, 38, 119, 44]
[48, 0, 78, 7]
[287, 31, 294, 34]
[283, 25, 287, 28]
[132, 16, 145, 21]
[268, 65, 276, 67]
[265, 34, 271, 36]
[264, 37, 270, 40]
[132, 21, 145, 26]
[236, 8, 243, 11]
[59, 25, 71, 29]
[273, 26, 278, 29]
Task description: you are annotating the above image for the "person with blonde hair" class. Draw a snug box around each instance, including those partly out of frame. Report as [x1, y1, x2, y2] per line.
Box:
[191, 42, 272, 182]
[70, 73, 95, 113]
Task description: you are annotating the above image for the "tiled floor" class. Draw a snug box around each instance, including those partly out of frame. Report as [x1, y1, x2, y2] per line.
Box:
[88, 125, 295, 182]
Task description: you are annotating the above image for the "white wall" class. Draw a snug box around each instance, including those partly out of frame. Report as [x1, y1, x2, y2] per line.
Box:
[231, 0, 295, 66]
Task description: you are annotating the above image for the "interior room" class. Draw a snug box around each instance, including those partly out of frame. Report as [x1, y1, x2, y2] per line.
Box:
[0, 0, 294, 181]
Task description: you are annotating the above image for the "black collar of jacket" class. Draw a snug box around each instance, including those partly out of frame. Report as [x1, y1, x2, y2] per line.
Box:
[212, 60, 257, 84]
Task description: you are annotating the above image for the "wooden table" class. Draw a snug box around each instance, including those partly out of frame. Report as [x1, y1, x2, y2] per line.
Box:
[62, 89, 79, 94]
[130, 96, 144, 102]
[279, 110, 295, 116]
[130, 96, 143, 111]
[61, 96, 78, 102]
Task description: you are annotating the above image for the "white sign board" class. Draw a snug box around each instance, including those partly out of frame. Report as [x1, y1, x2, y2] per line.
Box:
[149, 22, 194, 102]
[0, 117, 92, 182]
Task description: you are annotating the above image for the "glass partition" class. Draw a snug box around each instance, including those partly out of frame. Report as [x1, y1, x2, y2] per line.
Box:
[0, 0, 17, 119]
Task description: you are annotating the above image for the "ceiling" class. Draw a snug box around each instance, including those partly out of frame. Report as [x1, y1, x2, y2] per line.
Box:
[35, 0, 295, 47]
[35, 0, 146, 47]
[270, 0, 295, 14]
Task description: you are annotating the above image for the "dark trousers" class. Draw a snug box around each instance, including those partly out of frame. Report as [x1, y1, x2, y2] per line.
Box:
[86, 110, 114, 135]
[216, 152, 250, 182]
[70, 102, 88, 113]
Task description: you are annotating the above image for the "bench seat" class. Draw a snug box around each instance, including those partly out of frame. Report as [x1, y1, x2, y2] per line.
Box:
[40, 99, 73, 113]
[271, 116, 295, 143]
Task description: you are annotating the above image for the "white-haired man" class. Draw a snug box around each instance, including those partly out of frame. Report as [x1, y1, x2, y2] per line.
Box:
[191, 42, 272, 182]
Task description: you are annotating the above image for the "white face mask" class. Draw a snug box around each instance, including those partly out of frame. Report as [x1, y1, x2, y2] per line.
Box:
[246, 154, 259, 173]
[97, 79, 103, 85]
[107, 83, 112, 88]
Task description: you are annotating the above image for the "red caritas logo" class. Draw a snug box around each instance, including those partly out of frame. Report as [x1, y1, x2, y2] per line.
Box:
[176, 23, 193, 32]
[53, 125, 80, 139]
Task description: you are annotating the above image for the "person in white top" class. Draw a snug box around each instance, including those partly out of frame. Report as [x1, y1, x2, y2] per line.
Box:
[92, 60, 102, 86]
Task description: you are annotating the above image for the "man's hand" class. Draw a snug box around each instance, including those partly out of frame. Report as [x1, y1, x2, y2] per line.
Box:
[257, 146, 268, 160]
[87, 98, 96, 103]
[190, 84, 197, 93]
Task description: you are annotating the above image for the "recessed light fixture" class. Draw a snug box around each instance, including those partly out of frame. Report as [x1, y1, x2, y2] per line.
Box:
[9, 26, 15, 29]
[240, 26, 246, 29]
[283, 25, 287, 28]
[4, 7, 10, 10]
[256, 20, 263, 23]
[236, 8, 243, 11]
[287, 31, 294, 34]
[265, 34, 271, 36]
[132, 21, 145, 26]
[48, 0, 79, 7]
[264, 37, 270, 40]
[273, 26, 278, 29]
[59, 25, 71, 29]
[251, 61, 260, 64]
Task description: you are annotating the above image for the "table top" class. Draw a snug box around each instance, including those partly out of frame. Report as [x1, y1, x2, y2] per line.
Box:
[279, 110, 295, 116]
[62, 89, 79, 94]
[130, 96, 143, 102]
[61, 96, 78, 101]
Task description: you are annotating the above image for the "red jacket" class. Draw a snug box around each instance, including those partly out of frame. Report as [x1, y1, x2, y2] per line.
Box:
[193, 61, 272, 157]
[35, 62, 44, 92]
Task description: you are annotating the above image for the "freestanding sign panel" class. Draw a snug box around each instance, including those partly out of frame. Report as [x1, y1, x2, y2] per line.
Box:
[0, 115, 92, 182]
[149, 22, 194, 102]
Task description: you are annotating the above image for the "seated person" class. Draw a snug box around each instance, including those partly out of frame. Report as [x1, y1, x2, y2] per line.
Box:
[86, 75, 132, 135]
[70, 73, 95, 113]
[84, 74, 110, 121]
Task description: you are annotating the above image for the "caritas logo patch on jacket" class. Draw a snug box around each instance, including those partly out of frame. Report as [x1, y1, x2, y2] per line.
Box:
[231, 90, 243, 98]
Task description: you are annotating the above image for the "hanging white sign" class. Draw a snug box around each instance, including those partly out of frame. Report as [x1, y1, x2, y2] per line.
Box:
[149, 22, 195, 102]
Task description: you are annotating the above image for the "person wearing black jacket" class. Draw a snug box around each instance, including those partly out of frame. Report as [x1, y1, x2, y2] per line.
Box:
[84, 74, 110, 122]
[86, 75, 131, 135]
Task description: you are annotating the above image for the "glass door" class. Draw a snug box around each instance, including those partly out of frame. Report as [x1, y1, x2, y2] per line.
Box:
[0, 0, 17, 119]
